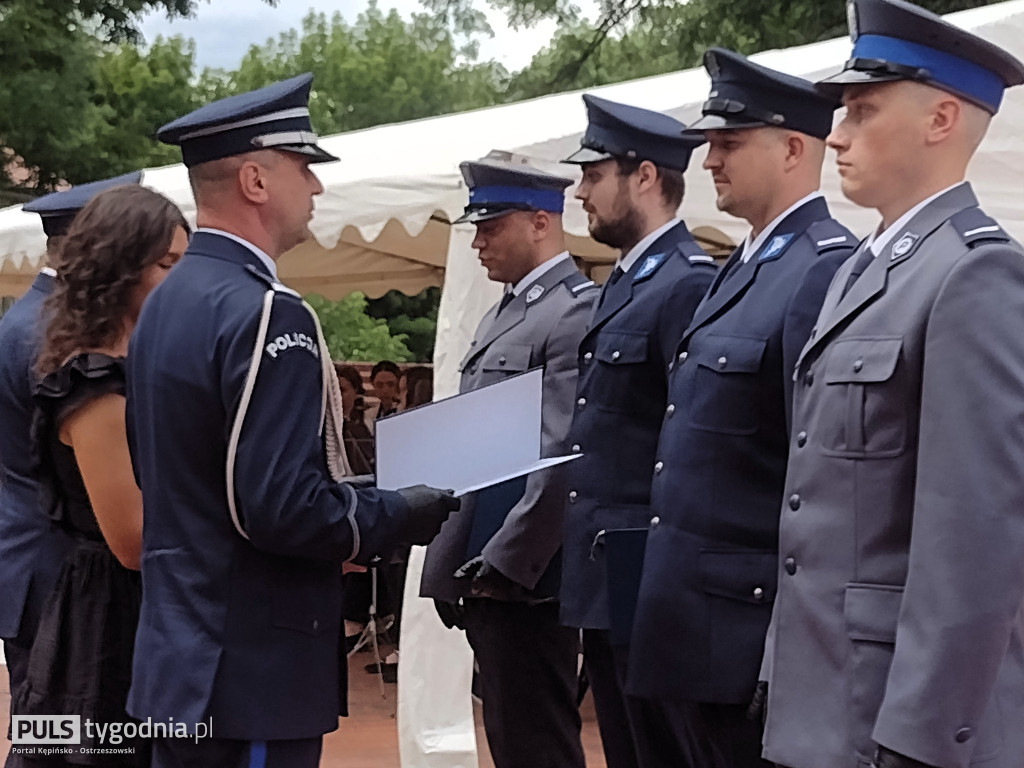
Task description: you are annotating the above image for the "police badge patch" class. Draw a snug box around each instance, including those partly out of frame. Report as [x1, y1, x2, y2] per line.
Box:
[891, 232, 919, 260]
[634, 253, 666, 280]
[758, 233, 794, 262]
[526, 285, 545, 303]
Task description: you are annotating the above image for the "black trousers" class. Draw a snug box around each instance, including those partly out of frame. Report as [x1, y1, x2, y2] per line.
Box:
[4, 632, 31, 768]
[583, 629, 706, 768]
[152, 735, 321, 768]
[657, 698, 772, 768]
[462, 599, 585, 768]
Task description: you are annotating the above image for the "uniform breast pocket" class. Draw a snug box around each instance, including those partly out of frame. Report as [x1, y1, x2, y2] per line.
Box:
[591, 332, 650, 412]
[480, 344, 532, 375]
[687, 335, 767, 435]
[820, 338, 905, 458]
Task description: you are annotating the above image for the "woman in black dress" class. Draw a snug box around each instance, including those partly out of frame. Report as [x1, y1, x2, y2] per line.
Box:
[15, 185, 188, 767]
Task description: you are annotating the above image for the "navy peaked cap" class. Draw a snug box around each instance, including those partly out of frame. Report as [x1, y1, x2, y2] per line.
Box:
[819, 0, 1024, 114]
[563, 95, 704, 172]
[22, 170, 143, 237]
[157, 73, 338, 167]
[686, 48, 839, 139]
[455, 160, 573, 225]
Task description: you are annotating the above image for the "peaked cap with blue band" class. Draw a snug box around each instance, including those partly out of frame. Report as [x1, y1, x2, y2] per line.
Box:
[685, 48, 839, 139]
[563, 95, 704, 172]
[454, 160, 573, 224]
[22, 170, 143, 237]
[157, 73, 338, 167]
[818, 0, 1024, 114]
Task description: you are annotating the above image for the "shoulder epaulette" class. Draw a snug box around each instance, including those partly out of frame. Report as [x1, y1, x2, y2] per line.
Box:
[805, 220, 856, 254]
[687, 253, 716, 266]
[950, 207, 1011, 248]
[561, 271, 597, 295]
[244, 264, 301, 297]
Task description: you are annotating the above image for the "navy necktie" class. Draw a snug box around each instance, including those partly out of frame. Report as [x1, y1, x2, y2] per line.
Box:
[496, 291, 515, 316]
[598, 267, 625, 308]
[840, 247, 876, 299]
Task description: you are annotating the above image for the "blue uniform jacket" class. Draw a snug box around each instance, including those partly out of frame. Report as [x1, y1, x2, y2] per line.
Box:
[125, 232, 410, 740]
[560, 220, 717, 629]
[627, 197, 855, 703]
[0, 272, 72, 641]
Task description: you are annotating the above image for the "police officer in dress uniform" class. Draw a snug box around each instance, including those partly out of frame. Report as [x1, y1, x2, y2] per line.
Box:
[421, 159, 596, 768]
[626, 51, 856, 768]
[125, 75, 458, 768]
[558, 95, 717, 768]
[0, 172, 140, 767]
[759, 3, 1024, 768]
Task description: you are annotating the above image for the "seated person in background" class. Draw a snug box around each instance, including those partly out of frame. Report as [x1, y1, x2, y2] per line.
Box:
[334, 363, 375, 476]
[370, 359, 403, 419]
[19, 185, 189, 768]
[402, 365, 433, 409]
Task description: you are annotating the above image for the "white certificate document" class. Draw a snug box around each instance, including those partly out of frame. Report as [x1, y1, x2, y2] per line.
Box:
[375, 368, 581, 496]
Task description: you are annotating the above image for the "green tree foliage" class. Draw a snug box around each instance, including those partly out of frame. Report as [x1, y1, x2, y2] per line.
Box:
[367, 288, 441, 362]
[306, 293, 414, 362]
[0, 0, 274, 42]
[503, 0, 1001, 98]
[210, 3, 506, 134]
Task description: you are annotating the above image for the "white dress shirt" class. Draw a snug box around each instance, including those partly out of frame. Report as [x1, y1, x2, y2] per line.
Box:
[196, 227, 278, 280]
[740, 192, 824, 263]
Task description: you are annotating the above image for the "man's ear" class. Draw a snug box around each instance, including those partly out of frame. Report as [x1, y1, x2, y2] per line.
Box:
[926, 96, 961, 146]
[237, 160, 270, 204]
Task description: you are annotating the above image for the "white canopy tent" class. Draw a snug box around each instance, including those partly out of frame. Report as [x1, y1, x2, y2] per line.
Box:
[1, 0, 1023, 762]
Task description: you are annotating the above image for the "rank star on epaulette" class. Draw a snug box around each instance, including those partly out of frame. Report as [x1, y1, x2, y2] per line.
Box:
[634, 253, 665, 280]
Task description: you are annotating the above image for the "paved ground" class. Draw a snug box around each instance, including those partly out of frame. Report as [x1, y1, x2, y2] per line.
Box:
[2, 649, 608, 767]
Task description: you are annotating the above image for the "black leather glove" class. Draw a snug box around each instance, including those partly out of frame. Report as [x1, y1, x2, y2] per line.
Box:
[433, 599, 464, 630]
[746, 680, 768, 725]
[454, 556, 530, 600]
[396, 485, 460, 545]
[872, 746, 936, 768]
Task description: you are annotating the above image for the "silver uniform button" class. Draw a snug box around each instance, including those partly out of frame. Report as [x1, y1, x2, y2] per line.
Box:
[498, 356, 507, 365]
[583, 352, 593, 362]
[569, 491, 578, 502]
[611, 350, 621, 360]
[753, 587, 764, 600]
[666, 404, 676, 416]
[679, 351, 688, 362]
[577, 397, 587, 407]
[650, 516, 660, 527]
[718, 356, 728, 368]
[572, 444, 581, 453]
[654, 461, 664, 474]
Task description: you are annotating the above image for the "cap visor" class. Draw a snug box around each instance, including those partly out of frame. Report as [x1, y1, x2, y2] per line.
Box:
[279, 144, 339, 164]
[452, 208, 519, 225]
[815, 68, 905, 96]
[682, 114, 774, 134]
[562, 147, 614, 165]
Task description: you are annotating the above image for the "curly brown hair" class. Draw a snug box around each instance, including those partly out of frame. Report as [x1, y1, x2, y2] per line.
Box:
[35, 185, 189, 376]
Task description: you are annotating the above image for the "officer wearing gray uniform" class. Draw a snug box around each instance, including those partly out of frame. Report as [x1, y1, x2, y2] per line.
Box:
[421, 159, 596, 768]
[761, 2, 1024, 768]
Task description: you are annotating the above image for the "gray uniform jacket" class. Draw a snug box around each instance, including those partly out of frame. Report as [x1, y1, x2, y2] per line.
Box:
[761, 183, 1024, 768]
[421, 256, 597, 601]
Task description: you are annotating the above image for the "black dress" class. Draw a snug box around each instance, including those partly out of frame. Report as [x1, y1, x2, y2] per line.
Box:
[15, 354, 147, 767]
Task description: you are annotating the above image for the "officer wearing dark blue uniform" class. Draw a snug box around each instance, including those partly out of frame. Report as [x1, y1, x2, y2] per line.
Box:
[125, 74, 458, 768]
[558, 95, 717, 768]
[0, 172, 140, 765]
[626, 51, 856, 768]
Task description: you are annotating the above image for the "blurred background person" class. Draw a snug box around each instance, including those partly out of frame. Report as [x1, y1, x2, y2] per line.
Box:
[16, 185, 188, 767]
[369, 359, 403, 420]
[402, 365, 434, 409]
[0, 172, 140, 765]
[334, 363, 375, 475]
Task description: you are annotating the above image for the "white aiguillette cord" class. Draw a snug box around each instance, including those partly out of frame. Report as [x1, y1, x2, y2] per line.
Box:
[305, 299, 356, 481]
